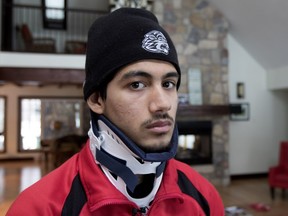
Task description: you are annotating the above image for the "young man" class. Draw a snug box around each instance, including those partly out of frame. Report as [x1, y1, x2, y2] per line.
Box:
[7, 8, 224, 216]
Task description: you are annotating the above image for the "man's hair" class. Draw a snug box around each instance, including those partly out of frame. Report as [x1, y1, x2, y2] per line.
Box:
[96, 72, 116, 100]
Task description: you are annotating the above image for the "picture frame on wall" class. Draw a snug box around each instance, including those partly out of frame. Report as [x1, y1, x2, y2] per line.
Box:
[230, 103, 250, 121]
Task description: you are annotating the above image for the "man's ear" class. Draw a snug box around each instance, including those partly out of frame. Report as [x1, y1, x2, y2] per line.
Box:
[87, 92, 105, 114]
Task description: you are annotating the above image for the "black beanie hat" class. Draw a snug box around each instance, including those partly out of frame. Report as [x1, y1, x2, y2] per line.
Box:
[84, 7, 181, 100]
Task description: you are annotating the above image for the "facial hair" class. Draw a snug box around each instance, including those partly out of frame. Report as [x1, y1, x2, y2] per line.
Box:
[138, 113, 174, 153]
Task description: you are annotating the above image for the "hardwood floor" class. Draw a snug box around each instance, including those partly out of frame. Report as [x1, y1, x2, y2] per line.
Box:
[217, 178, 288, 216]
[0, 160, 49, 216]
[0, 160, 287, 215]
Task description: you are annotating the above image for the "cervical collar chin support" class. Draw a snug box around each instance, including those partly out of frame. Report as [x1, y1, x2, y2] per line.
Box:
[91, 113, 178, 162]
[88, 112, 178, 192]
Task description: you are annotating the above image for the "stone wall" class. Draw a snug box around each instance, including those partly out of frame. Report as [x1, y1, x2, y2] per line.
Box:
[153, 0, 230, 185]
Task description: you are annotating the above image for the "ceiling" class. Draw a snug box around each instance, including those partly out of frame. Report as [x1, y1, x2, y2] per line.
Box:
[209, 0, 288, 71]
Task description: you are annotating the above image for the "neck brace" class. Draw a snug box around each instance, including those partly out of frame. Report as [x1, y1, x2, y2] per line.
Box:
[91, 113, 178, 162]
[88, 113, 178, 192]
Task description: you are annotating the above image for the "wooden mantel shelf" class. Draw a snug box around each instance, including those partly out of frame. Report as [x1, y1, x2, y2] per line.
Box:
[177, 104, 231, 117]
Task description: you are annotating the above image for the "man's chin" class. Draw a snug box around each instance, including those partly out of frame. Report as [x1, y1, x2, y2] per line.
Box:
[138, 142, 171, 153]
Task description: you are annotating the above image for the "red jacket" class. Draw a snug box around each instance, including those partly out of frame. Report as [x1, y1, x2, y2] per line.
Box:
[7, 141, 224, 216]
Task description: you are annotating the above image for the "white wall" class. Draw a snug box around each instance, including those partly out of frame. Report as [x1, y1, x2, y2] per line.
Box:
[228, 34, 288, 175]
[267, 66, 288, 90]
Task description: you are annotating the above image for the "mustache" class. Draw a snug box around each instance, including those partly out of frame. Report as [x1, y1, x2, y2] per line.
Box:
[142, 113, 174, 127]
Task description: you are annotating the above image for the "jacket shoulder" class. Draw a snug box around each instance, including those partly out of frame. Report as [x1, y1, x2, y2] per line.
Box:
[6, 154, 81, 215]
[168, 159, 225, 216]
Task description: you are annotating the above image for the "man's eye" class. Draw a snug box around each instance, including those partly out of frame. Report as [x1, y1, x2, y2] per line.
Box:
[130, 82, 145, 89]
[163, 81, 176, 89]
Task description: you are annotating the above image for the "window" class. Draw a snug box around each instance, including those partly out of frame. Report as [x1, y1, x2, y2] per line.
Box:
[0, 97, 6, 153]
[20, 99, 41, 150]
[19, 97, 89, 151]
[42, 0, 67, 30]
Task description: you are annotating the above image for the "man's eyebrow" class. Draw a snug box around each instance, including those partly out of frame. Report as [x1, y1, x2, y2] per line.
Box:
[121, 71, 153, 81]
[163, 72, 179, 79]
[121, 71, 179, 81]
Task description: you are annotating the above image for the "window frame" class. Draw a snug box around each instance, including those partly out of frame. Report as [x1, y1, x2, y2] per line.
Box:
[41, 0, 67, 30]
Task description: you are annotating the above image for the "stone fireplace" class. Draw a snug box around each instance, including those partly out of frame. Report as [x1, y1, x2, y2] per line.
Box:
[154, 0, 230, 186]
[176, 105, 230, 186]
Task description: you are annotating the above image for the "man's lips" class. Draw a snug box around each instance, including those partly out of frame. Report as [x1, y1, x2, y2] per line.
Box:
[146, 120, 172, 133]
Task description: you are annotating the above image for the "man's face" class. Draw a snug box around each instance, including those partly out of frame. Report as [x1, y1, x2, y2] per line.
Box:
[89, 60, 179, 152]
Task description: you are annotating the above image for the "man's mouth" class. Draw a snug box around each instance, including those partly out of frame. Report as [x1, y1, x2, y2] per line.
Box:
[146, 120, 172, 133]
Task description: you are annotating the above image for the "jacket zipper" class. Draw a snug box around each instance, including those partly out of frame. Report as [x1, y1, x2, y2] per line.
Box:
[146, 193, 184, 215]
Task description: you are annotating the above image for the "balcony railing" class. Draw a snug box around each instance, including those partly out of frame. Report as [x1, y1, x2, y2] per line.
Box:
[1, 3, 108, 54]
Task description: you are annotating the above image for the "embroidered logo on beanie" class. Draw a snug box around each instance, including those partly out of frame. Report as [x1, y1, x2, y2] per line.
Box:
[142, 30, 170, 55]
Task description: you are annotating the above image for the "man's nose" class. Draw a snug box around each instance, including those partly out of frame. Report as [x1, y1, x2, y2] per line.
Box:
[148, 87, 171, 113]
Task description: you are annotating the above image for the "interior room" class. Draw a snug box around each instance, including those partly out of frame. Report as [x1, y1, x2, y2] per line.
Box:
[1, 0, 288, 215]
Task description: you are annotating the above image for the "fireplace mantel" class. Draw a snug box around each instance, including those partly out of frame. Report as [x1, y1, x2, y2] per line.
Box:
[177, 105, 230, 117]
